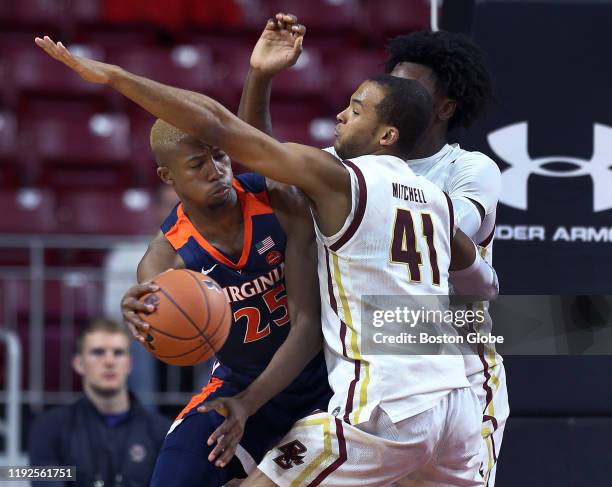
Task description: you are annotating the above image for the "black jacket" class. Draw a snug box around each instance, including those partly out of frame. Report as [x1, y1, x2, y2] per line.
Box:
[28, 394, 171, 487]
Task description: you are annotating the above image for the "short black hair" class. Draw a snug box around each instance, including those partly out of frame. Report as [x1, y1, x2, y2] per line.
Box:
[384, 30, 492, 131]
[368, 74, 432, 158]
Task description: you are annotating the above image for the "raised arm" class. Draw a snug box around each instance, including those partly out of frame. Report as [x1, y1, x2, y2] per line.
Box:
[198, 182, 323, 467]
[238, 13, 305, 135]
[35, 37, 345, 208]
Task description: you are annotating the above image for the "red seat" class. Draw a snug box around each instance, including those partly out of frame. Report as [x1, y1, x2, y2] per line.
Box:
[365, 0, 430, 36]
[271, 47, 328, 98]
[326, 49, 387, 107]
[8, 0, 100, 27]
[107, 45, 216, 101]
[0, 111, 18, 186]
[267, 0, 364, 31]
[0, 189, 57, 233]
[24, 112, 132, 187]
[5, 44, 107, 105]
[56, 189, 155, 234]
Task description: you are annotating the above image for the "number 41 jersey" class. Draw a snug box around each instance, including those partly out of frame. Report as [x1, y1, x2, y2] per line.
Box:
[316, 155, 470, 426]
[161, 173, 317, 384]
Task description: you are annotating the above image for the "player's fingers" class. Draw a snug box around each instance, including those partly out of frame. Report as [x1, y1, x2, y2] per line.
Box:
[292, 24, 306, 36]
[281, 13, 298, 25]
[128, 282, 160, 298]
[214, 437, 239, 467]
[34, 36, 60, 59]
[275, 12, 286, 29]
[205, 415, 235, 446]
[265, 18, 277, 30]
[209, 428, 240, 465]
[122, 296, 154, 314]
[294, 35, 304, 53]
[216, 443, 238, 468]
[123, 310, 150, 332]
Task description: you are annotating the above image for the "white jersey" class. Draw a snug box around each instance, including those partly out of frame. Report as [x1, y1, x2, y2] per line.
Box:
[406, 144, 502, 379]
[315, 153, 470, 426]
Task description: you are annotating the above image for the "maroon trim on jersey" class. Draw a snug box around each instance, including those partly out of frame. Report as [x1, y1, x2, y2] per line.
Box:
[478, 341, 499, 467]
[328, 160, 367, 252]
[343, 360, 360, 424]
[443, 192, 454, 243]
[324, 247, 348, 358]
[479, 225, 496, 248]
[323, 246, 358, 425]
[308, 418, 348, 486]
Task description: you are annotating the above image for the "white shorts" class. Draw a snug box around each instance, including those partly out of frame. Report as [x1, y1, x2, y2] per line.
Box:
[469, 362, 509, 487]
[257, 387, 483, 487]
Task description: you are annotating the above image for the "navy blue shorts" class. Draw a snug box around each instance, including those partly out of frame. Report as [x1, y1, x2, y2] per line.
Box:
[150, 373, 331, 487]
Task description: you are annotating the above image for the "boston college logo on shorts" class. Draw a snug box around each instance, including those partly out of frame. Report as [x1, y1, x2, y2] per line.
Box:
[488, 122, 612, 211]
[273, 440, 307, 470]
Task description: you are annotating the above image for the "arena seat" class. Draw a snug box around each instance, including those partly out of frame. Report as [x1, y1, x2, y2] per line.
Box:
[267, 47, 329, 100]
[107, 45, 216, 100]
[56, 189, 155, 235]
[24, 112, 133, 188]
[0, 189, 57, 233]
[325, 49, 387, 107]
[130, 113, 161, 186]
[266, 0, 364, 31]
[364, 0, 430, 36]
[7, 0, 100, 27]
[0, 111, 18, 186]
[5, 44, 107, 106]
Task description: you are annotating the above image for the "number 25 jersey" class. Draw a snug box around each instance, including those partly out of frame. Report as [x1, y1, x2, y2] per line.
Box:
[161, 173, 321, 385]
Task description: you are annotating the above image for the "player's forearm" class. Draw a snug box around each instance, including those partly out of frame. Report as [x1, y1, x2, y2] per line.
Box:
[239, 317, 323, 415]
[450, 249, 499, 302]
[107, 66, 230, 150]
[237, 68, 274, 136]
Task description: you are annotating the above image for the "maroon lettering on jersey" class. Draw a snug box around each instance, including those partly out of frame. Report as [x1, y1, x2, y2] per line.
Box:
[273, 440, 307, 470]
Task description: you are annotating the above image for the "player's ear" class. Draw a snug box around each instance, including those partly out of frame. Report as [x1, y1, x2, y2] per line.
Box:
[72, 354, 84, 376]
[437, 99, 457, 122]
[380, 126, 399, 148]
[157, 166, 174, 185]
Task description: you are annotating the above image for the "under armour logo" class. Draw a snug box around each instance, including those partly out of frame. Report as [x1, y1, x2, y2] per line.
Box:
[273, 440, 307, 470]
[488, 122, 612, 212]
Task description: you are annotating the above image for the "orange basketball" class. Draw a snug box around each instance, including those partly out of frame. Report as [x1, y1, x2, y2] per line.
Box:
[137, 269, 231, 366]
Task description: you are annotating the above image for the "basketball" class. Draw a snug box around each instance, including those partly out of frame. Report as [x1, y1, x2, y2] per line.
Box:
[137, 269, 231, 366]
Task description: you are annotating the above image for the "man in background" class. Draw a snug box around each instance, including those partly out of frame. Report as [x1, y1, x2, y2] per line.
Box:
[28, 318, 170, 487]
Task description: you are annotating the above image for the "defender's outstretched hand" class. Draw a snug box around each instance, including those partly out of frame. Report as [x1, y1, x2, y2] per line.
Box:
[250, 13, 306, 76]
[34, 35, 115, 84]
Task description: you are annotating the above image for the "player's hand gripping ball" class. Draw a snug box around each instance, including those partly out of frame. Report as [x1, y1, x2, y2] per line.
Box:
[137, 269, 231, 366]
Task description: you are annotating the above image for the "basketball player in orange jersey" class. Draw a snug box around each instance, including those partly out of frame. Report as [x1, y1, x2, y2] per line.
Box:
[36, 33, 499, 485]
[240, 14, 508, 486]
[121, 121, 332, 487]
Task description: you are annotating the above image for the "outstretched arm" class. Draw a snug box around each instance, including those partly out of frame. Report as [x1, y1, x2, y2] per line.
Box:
[238, 13, 305, 135]
[198, 182, 323, 467]
[34, 37, 344, 201]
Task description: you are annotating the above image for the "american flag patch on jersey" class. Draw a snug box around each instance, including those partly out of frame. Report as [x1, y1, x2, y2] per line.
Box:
[256, 236, 275, 254]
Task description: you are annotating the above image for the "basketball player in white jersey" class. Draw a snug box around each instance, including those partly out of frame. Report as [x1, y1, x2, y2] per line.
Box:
[238, 15, 508, 486]
[36, 35, 499, 485]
